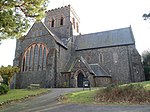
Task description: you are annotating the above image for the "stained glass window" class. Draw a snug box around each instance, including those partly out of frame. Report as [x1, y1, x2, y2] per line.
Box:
[43, 47, 47, 70]
[34, 44, 38, 71]
[38, 45, 43, 71]
[29, 47, 33, 70]
[26, 50, 29, 71]
[22, 43, 48, 72]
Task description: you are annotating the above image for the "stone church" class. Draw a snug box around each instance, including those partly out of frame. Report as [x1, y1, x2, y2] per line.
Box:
[13, 5, 145, 88]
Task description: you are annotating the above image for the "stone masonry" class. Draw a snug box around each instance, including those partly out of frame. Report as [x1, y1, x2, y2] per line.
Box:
[13, 5, 145, 88]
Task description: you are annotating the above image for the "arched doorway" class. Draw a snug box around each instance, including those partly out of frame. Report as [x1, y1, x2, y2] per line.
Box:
[77, 72, 84, 87]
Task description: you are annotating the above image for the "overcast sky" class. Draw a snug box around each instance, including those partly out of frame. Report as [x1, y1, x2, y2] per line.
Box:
[0, 0, 150, 66]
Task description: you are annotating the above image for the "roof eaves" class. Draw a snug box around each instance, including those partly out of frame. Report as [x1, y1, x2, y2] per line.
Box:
[89, 63, 111, 77]
[75, 43, 135, 51]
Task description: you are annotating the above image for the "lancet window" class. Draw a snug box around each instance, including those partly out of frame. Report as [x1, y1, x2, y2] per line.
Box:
[22, 43, 48, 72]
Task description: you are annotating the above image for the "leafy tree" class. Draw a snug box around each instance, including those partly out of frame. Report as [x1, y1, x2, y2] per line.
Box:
[0, 0, 49, 42]
[142, 50, 150, 80]
[0, 65, 19, 86]
[143, 13, 150, 20]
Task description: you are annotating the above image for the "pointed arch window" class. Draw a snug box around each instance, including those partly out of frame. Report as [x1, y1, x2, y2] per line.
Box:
[72, 18, 75, 29]
[34, 44, 38, 71]
[76, 22, 79, 33]
[43, 47, 47, 70]
[22, 57, 25, 72]
[38, 45, 43, 71]
[26, 50, 29, 71]
[99, 53, 104, 64]
[29, 47, 33, 70]
[22, 43, 48, 72]
[60, 17, 64, 25]
[113, 52, 118, 64]
[51, 18, 54, 27]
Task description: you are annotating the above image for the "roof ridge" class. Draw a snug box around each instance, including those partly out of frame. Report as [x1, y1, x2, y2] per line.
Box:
[77, 26, 131, 37]
[75, 26, 135, 50]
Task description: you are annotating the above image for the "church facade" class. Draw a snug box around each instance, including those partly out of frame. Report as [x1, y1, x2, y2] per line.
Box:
[13, 5, 145, 88]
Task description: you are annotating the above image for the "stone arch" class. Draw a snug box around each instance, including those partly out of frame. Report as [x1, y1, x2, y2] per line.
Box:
[51, 18, 55, 27]
[60, 16, 64, 25]
[21, 43, 49, 72]
[74, 69, 86, 87]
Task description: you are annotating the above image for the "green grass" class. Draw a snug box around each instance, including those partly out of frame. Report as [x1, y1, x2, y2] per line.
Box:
[120, 81, 150, 90]
[64, 81, 150, 104]
[130, 81, 150, 90]
[64, 89, 97, 104]
[0, 89, 49, 103]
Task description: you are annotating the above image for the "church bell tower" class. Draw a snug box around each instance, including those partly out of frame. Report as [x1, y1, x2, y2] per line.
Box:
[44, 5, 80, 44]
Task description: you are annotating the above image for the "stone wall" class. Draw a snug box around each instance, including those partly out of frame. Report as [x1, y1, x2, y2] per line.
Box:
[130, 49, 145, 81]
[75, 45, 143, 83]
[45, 5, 80, 40]
[14, 22, 58, 88]
[15, 71, 46, 88]
[94, 77, 111, 86]
[13, 5, 145, 88]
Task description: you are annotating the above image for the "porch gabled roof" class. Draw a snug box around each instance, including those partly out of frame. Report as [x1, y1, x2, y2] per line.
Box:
[89, 64, 111, 77]
[66, 56, 111, 77]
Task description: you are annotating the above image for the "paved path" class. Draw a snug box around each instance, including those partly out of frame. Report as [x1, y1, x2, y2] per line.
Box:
[0, 88, 82, 112]
[1, 88, 150, 112]
[45, 104, 150, 112]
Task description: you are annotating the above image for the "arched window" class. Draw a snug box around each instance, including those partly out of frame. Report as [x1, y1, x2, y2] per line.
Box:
[76, 22, 79, 33]
[22, 57, 25, 72]
[32, 28, 42, 37]
[72, 18, 75, 29]
[51, 18, 54, 27]
[99, 53, 103, 64]
[34, 44, 38, 71]
[38, 45, 43, 71]
[26, 50, 29, 71]
[43, 47, 47, 70]
[113, 53, 118, 64]
[36, 30, 38, 36]
[60, 17, 63, 25]
[22, 43, 48, 72]
[29, 47, 33, 70]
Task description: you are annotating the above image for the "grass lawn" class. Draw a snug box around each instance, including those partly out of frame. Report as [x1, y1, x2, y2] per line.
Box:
[129, 81, 150, 90]
[63, 89, 97, 104]
[63, 81, 150, 104]
[0, 89, 49, 104]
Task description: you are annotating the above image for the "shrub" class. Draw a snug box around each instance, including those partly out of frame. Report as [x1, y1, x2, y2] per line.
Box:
[95, 84, 150, 104]
[0, 84, 9, 95]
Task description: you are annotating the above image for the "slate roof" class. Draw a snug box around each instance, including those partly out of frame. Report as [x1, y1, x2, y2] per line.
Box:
[66, 56, 110, 77]
[67, 56, 95, 75]
[80, 56, 95, 75]
[75, 27, 135, 50]
[89, 64, 111, 77]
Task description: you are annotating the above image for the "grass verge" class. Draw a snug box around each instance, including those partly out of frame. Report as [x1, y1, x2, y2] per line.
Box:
[62, 81, 150, 105]
[61, 89, 97, 104]
[0, 89, 49, 106]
